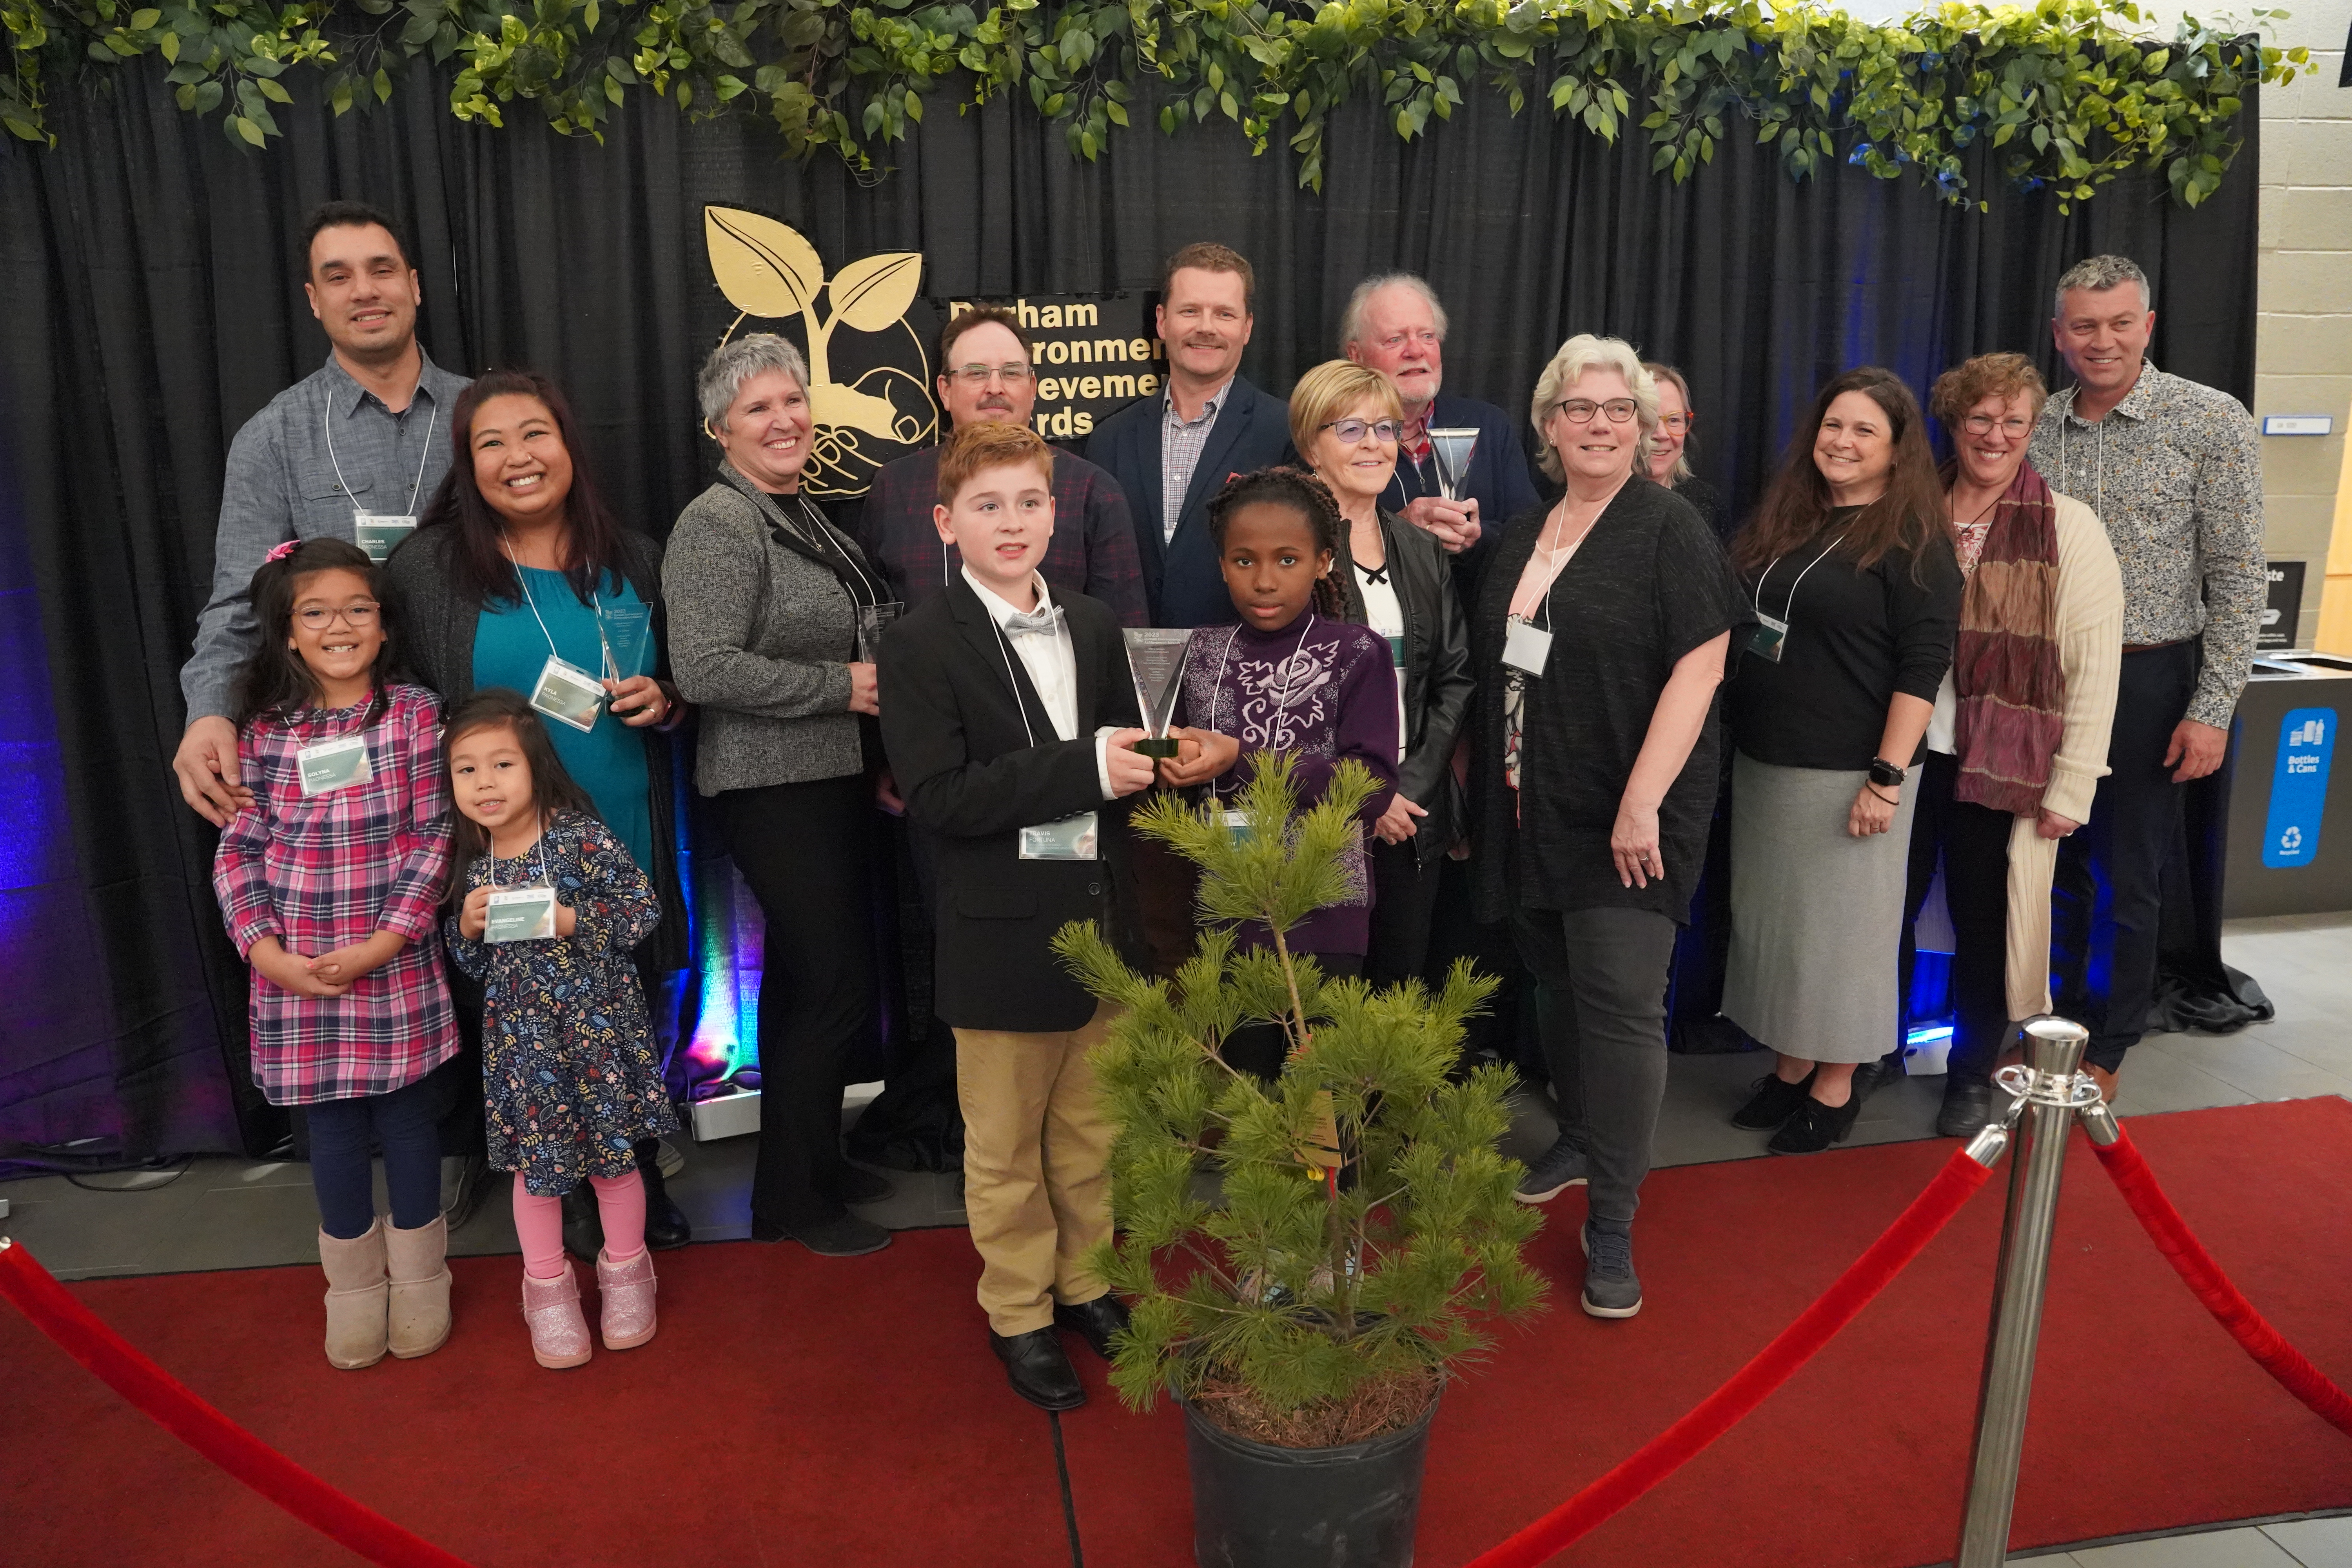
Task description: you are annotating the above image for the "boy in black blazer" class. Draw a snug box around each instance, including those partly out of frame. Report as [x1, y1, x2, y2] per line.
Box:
[877, 421, 1158, 1411]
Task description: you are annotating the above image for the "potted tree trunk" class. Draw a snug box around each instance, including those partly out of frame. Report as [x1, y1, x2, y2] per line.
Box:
[1053, 755, 1547, 1568]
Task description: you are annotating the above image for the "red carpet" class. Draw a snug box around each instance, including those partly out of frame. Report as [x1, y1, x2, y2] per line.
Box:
[5, 1097, 2349, 1567]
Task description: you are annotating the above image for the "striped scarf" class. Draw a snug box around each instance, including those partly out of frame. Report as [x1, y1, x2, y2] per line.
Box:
[1949, 458, 2065, 816]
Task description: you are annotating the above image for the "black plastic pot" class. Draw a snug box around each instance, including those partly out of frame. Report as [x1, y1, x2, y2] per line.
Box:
[1181, 1390, 1441, 1568]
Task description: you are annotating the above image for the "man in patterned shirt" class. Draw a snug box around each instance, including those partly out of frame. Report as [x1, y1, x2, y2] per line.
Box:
[2029, 253, 2265, 1094]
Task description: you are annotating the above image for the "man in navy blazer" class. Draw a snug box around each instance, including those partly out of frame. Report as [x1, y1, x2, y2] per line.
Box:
[1087, 243, 1293, 628]
[1341, 274, 1544, 586]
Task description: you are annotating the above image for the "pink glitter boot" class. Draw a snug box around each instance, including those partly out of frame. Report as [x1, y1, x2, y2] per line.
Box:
[521, 1261, 592, 1369]
[596, 1247, 659, 1350]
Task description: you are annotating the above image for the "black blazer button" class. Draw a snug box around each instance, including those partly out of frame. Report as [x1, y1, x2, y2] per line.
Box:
[1087, 881, 1103, 897]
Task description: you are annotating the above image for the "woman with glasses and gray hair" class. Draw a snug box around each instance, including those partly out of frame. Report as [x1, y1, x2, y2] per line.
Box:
[663, 333, 898, 1259]
[1902, 353, 2121, 1139]
[1467, 334, 1745, 1320]
[1641, 362, 1727, 542]
[1290, 359, 1476, 987]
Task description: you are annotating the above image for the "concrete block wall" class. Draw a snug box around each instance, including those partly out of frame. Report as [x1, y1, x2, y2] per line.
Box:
[2256, 0, 2352, 650]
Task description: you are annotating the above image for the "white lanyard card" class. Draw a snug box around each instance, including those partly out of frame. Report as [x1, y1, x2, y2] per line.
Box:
[296, 735, 373, 795]
[1501, 618, 1553, 677]
[1018, 812, 1100, 861]
[484, 885, 557, 943]
[353, 513, 418, 563]
[530, 655, 607, 733]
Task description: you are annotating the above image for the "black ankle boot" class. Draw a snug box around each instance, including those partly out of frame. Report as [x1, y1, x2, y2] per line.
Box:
[639, 1156, 692, 1250]
[561, 1181, 603, 1263]
[1731, 1069, 1817, 1131]
[1767, 1093, 1864, 1154]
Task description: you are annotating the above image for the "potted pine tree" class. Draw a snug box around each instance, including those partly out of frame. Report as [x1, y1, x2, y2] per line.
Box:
[1053, 755, 1547, 1568]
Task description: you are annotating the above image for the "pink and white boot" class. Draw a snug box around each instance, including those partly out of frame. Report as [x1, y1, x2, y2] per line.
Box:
[596, 1248, 658, 1350]
[521, 1261, 592, 1369]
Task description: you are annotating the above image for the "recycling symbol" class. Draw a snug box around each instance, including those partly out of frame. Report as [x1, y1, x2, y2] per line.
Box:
[2280, 826, 2305, 852]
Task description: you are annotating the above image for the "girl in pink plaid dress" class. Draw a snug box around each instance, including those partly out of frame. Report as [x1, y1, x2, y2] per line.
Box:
[212, 539, 462, 1372]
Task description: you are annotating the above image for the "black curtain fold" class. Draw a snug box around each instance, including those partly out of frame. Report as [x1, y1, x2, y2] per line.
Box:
[0, 55, 2258, 1157]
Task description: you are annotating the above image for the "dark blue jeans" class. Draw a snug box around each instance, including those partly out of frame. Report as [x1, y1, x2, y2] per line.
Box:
[307, 1074, 447, 1240]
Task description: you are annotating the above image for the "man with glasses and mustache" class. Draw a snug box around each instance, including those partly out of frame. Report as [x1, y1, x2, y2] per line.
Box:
[1089, 242, 1295, 628]
[1340, 273, 1542, 590]
[858, 305, 1147, 626]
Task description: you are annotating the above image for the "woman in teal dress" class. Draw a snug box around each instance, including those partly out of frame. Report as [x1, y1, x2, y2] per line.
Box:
[385, 368, 692, 1249]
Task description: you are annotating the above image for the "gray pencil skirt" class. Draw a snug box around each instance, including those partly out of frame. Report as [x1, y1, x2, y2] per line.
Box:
[1722, 751, 1919, 1065]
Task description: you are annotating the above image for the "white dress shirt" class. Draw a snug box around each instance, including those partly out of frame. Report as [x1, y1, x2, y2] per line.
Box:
[963, 566, 1119, 800]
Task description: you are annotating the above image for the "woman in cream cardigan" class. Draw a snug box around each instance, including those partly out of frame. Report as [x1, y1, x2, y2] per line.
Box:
[1901, 352, 2123, 1138]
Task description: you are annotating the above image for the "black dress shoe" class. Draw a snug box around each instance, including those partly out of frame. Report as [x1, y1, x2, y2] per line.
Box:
[991, 1327, 1085, 1410]
[638, 1161, 693, 1251]
[1848, 1052, 1904, 1104]
[561, 1181, 603, 1263]
[1768, 1093, 1864, 1154]
[1053, 1294, 1131, 1361]
[838, 1164, 896, 1206]
[1936, 1076, 1998, 1140]
[755, 1212, 891, 1256]
[1731, 1070, 1817, 1131]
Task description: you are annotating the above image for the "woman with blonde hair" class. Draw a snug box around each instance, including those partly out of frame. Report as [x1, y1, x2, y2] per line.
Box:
[1289, 360, 1475, 987]
[1905, 352, 2122, 1136]
[1466, 335, 1744, 1318]
[1641, 362, 1726, 540]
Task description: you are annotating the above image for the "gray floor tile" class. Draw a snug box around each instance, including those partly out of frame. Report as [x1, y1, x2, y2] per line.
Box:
[2266, 1516, 2352, 1567]
[136, 1182, 332, 1274]
[2142, 1034, 2352, 1103]
[2070, 1527, 2301, 1566]
[2105, 1040, 2258, 1118]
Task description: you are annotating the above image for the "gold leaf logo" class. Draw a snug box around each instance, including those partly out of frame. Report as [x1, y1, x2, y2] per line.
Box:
[702, 205, 936, 498]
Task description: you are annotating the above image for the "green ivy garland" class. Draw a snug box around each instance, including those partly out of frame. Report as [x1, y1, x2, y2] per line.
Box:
[1, 0, 2310, 212]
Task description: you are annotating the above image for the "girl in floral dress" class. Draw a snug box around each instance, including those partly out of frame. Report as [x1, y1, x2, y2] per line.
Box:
[213, 538, 461, 1371]
[441, 688, 679, 1368]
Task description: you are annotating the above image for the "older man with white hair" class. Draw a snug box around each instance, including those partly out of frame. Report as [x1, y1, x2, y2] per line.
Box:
[1341, 273, 1543, 581]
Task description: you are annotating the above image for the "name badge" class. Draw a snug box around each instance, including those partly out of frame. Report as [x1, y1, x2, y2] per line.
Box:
[1385, 633, 1407, 669]
[353, 512, 418, 563]
[1018, 812, 1100, 861]
[296, 735, 373, 795]
[530, 655, 608, 733]
[1749, 612, 1789, 664]
[1218, 808, 1256, 846]
[485, 886, 557, 943]
[1501, 618, 1553, 678]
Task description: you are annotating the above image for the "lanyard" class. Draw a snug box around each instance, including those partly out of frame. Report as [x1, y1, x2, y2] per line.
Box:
[1756, 530, 1849, 623]
[322, 384, 434, 513]
[486, 813, 552, 889]
[777, 491, 883, 608]
[503, 539, 594, 663]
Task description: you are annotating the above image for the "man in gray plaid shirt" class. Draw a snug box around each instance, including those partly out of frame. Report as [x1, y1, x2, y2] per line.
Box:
[171, 200, 469, 826]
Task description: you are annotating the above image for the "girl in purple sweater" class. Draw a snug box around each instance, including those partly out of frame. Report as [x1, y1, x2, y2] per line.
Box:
[1161, 469, 1401, 970]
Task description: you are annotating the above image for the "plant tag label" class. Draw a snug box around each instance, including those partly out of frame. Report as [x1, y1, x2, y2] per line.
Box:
[1018, 812, 1100, 861]
[485, 886, 557, 943]
[296, 735, 373, 796]
[530, 655, 607, 733]
[1297, 1087, 1344, 1171]
[353, 513, 417, 563]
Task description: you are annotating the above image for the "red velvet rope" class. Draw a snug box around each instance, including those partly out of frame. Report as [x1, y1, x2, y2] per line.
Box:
[0, 1238, 478, 1568]
[2089, 1122, 2352, 1439]
[1466, 1144, 1996, 1568]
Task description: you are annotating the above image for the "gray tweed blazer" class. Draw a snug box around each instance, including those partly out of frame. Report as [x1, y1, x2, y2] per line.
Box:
[663, 467, 871, 796]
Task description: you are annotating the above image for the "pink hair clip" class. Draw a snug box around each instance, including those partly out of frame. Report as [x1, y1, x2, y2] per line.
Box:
[264, 539, 299, 564]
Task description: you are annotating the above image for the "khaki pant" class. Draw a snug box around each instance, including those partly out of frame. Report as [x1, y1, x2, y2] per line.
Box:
[954, 1001, 1117, 1335]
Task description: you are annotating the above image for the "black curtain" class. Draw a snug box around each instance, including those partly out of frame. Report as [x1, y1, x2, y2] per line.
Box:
[0, 56, 2259, 1159]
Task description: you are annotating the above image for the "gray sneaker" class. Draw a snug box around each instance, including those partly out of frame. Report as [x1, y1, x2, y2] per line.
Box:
[1580, 1220, 1642, 1319]
[1513, 1134, 1590, 1204]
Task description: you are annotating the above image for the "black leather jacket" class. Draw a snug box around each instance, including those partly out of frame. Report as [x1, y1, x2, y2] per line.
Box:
[1332, 508, 1476, 862]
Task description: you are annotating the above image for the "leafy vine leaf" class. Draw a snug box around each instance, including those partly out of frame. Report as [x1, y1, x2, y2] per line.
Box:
[2, 0, 2310, 216]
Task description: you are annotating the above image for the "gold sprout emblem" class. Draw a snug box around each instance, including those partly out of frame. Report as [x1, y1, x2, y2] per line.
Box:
[704, 205, 937, 497]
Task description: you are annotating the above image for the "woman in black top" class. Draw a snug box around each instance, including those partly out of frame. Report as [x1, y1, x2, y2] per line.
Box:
[1292, 360, 1476, 988]
[1643, 363, 1726, 541]
[1468, 336, 1745, 1320]
[1722, 367, 1961, 1153]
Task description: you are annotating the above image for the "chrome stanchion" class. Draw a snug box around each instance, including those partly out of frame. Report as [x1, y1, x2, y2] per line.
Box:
[1953, 1016, 2106, 1568]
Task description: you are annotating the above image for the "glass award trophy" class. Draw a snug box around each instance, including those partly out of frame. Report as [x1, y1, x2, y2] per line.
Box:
[857, 602, 904, 664]
[1426, 428, 1481, 502]
[598, 601, 654, 683]
[1123, 627, 1194, 759]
